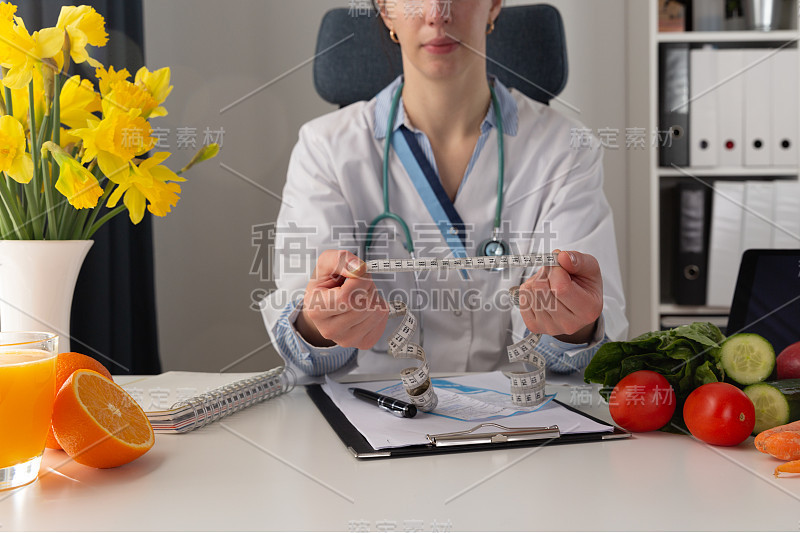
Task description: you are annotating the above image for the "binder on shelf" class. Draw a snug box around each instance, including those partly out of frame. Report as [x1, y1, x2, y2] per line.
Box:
[716, 50, 744, 168]
[707, 181, 745, 307]
[772, 180, 800, 248]
[675, 182, 711, 306]
[743, 49, 773, 167]
[690, 47, 719, 167]
[660, 182, 679, 305]
[126, 366, 296, 434]
[771, 49, 799, 167]
[659, 43, 690, 168]
[741, 180, 775, 252]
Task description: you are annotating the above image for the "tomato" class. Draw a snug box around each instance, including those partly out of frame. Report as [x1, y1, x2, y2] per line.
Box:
[608, 370, 676, 432]
[683, 382, 755, 446]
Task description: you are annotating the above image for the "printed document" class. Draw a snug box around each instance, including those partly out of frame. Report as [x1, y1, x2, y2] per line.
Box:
[322, 371, 613, 450]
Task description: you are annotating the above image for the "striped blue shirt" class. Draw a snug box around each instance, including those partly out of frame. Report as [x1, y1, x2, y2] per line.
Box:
[273, 298, 356, 377]
[273, 76, 608, 376]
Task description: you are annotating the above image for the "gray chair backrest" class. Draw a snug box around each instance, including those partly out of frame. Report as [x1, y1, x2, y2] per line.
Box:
[313, 4, 568, 107]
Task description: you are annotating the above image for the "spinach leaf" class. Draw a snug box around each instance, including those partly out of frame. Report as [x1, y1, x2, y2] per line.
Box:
[673, 323, 722, 347]
[582, 341, 627, 383]
[584, 322, 726, 402]
[694, 360, 722, 386]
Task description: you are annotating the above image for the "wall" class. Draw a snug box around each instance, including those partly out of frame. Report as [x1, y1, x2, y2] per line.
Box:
[143, 0, 631, 372]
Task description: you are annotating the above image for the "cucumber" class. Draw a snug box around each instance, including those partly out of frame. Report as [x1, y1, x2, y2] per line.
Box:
[719, 333, 775, 386]
[743, 379, 800, 434]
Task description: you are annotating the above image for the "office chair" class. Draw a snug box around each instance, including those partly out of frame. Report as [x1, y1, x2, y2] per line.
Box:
[313, 4, 569, 107]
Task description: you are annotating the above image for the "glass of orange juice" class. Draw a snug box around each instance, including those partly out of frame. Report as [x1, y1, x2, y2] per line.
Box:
[0, 332, 58, 491]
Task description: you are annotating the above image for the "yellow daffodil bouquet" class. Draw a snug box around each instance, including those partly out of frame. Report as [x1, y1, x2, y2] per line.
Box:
[0, 3, 218, 240]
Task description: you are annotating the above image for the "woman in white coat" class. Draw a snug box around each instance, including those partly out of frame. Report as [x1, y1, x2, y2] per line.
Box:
[261, 0, 628, 379]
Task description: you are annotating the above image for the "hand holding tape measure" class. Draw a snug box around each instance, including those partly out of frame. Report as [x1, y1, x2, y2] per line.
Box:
[515, 250, 604, 345]
[297, 250, 391, 351]
[297, 249, 603, 410]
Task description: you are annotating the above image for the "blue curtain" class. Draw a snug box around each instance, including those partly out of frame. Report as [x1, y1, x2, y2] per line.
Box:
[11, 1, 161, 375]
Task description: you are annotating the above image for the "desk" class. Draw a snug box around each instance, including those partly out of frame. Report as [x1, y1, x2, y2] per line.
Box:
[1, 374, 798, 531]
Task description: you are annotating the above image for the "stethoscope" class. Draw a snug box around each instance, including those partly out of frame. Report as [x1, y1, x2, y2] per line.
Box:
[362, 80, 510, 350]
[364, 80, 509, 259]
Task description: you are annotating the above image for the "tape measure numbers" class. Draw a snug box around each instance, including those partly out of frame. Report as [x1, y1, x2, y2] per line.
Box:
[378, 254, 554, 409]
[366, 253, 558, 273]
[385, 301, 438, 412]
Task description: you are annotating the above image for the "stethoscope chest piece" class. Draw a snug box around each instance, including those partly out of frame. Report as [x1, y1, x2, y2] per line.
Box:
[477, 236, 510, 271]
[479, 237, 509, 257]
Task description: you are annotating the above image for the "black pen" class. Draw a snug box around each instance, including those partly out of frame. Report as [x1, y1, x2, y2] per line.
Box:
[348, 387, 417, 418]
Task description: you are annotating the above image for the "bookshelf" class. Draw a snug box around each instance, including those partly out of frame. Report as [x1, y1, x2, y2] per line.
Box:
[625, 1, 800, 336]
[657, 29, 799, 42]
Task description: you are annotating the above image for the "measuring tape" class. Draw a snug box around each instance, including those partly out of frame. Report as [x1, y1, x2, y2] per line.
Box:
[385, 300, 438, 411]
[505, 293, 547, 408]
[375, 255, 553, 409]
[366, 253, 558, 274]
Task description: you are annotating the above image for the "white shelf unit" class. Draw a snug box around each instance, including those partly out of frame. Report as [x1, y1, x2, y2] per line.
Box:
[625, 1, 800, 336]
[657, 29, 800, 43]
[658, 167, 799, 177]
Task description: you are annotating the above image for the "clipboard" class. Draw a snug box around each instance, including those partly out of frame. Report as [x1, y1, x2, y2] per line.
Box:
[306, 384, 631, 459]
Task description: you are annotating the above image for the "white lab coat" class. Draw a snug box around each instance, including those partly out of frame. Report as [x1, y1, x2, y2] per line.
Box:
[261, 87, 628, 376]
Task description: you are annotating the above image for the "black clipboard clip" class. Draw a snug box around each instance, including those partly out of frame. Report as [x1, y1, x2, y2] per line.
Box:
[427, 423, 560, 447]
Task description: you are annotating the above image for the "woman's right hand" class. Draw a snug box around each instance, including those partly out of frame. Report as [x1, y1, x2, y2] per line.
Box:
[295, 250, 390, 349]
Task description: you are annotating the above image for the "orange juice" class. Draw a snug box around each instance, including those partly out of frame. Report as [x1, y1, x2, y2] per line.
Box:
[0, 350, 57, 469]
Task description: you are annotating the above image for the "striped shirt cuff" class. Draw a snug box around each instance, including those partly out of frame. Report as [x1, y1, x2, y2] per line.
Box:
[273, 298, 357, 377]
[526, 315, 609, 375]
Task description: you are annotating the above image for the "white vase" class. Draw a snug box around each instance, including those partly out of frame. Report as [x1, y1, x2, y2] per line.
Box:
[0, 240, 93, 354]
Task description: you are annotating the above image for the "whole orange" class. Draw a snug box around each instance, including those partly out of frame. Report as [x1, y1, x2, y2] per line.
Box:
[51, 370, 154, 469]
[45, 352, 113, 450]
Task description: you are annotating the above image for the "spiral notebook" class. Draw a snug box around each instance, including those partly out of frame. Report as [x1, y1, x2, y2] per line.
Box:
[122, 366, 296, 433]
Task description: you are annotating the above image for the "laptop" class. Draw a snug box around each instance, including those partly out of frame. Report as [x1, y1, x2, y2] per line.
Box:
[726, 249, 800, 355]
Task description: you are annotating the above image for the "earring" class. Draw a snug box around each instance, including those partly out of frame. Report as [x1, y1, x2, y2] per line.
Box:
[486, 20, 495, 35]
[389, 29, 399, 43]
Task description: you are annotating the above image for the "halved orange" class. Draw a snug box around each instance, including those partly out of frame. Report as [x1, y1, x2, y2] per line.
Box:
[46, 352, 113, 450]
[52, 369, 154, 469]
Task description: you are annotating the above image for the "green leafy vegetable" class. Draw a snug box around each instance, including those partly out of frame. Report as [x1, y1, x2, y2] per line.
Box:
[585, 322, 725, 402]
[585, 322, 727, 432]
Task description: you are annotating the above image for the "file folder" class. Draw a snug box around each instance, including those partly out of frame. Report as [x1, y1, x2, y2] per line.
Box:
[660, 182, 679, 304]
[772, 180, 800, 248]
[659, 43, 690, 167]
[675, 182, 710, 305]
[771, 50, 799, 167]
[742, 180, 775, 252]
[690, 48, 719, 167]
[743, 49, 773, 167]
[306, 385, 630, 459]
[707, 181, 745, 307]
[717, 49, 744, 167]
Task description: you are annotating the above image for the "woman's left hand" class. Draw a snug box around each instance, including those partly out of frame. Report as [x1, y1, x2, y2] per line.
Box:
[517, 250, 603, 344]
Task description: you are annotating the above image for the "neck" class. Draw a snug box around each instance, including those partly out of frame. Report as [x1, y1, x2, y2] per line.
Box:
[401, 69, 492, 142]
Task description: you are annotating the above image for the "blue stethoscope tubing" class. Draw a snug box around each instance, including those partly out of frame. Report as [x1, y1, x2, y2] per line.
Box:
[364, 81, 508, 256]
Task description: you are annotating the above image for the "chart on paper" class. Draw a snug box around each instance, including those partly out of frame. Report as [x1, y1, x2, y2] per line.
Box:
[376, 377, 554, 423]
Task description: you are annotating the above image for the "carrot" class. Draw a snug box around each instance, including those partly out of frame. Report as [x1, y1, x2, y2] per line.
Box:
[754, 420, 800, 453]
[763, 431, 800, 461]
[774, 459, 800, 477]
